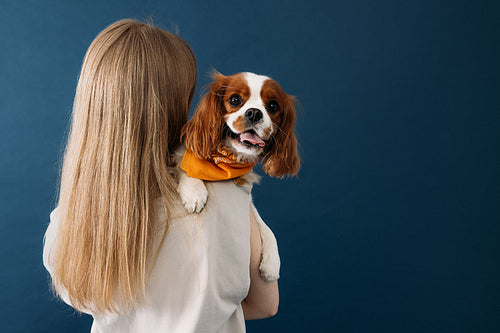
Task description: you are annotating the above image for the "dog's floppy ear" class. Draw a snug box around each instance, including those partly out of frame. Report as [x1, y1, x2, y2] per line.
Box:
[182, 72, 228, 159]
[261, 94, 300, 177]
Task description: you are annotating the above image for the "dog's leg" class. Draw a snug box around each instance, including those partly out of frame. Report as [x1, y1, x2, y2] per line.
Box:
[250, 201, 280, 282]
[174, 146, 209, 214]
[177, 172, 208, 213]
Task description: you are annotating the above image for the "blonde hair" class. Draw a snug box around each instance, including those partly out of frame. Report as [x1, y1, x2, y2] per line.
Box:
[47, 19, 197, 313]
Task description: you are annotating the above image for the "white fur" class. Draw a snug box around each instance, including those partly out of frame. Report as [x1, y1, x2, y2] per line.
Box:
[177, 172, 208, 214]
[174, 146, 208, 213]
[222, 137, 258, 163]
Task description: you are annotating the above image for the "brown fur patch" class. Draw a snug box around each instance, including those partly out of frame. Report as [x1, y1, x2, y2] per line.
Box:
[222, 73, 251, 114]
[261, 79, 288, 127]
[262, 127, 272, 140]
[232, 115, 249, 133]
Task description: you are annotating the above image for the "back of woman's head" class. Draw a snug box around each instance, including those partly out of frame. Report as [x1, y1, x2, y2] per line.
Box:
[75, 19, 196, 161]
[48, 19, 197, 313]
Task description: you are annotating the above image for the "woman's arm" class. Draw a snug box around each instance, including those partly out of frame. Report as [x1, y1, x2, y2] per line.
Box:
[241, 205, 279, 319]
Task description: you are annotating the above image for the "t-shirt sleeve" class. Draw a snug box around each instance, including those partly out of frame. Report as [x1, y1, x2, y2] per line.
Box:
[42, 207, 60, 277]
[42, 208, 93, 314]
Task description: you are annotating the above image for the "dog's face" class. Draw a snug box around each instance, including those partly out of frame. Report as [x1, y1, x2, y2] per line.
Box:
[182, 72, 300, 178]
[222, 72, 285, 160]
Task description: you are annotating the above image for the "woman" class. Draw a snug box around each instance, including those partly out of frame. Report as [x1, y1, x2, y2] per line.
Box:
[43, 19, 278, 332]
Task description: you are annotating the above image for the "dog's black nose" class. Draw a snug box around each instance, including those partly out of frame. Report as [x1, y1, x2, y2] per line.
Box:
[245, 108, 263, 123]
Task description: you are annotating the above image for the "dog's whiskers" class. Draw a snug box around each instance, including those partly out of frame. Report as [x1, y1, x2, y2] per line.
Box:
[273, 125, 291, 141]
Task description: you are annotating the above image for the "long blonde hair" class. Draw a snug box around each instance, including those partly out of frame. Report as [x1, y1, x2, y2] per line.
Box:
[47, 19, 197, 313]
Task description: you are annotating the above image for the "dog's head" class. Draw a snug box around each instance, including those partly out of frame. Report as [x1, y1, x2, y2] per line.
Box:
[182, 72, 300, 177]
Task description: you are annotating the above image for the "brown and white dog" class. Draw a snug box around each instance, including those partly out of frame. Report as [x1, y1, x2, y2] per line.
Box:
[176, 72, 300, 281]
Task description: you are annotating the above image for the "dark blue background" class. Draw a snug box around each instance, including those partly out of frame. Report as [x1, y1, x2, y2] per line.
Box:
[1, 0, 499, 332]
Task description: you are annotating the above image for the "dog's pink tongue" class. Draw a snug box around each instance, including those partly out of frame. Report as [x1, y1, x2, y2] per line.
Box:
[240, 132, 265, 147]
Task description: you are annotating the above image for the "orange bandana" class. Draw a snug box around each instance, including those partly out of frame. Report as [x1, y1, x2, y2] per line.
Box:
[180, 148, 256, 181]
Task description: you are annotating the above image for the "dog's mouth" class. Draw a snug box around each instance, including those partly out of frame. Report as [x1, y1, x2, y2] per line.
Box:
[227, 128, 266, 148]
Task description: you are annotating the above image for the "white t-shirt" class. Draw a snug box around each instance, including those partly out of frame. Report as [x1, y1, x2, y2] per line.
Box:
[43, 180, 253, 332]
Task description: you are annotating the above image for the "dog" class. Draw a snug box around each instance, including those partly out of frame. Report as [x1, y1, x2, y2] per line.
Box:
[176, 72, 300, 282]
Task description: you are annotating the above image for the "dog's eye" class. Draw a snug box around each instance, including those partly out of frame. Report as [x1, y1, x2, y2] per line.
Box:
[266, 100, 279, 114]
[229, 94, 242, 107]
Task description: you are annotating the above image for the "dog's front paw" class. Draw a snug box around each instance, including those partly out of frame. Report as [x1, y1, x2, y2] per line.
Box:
[177, 176, 208, 214]
[259, 247, 281, 282]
